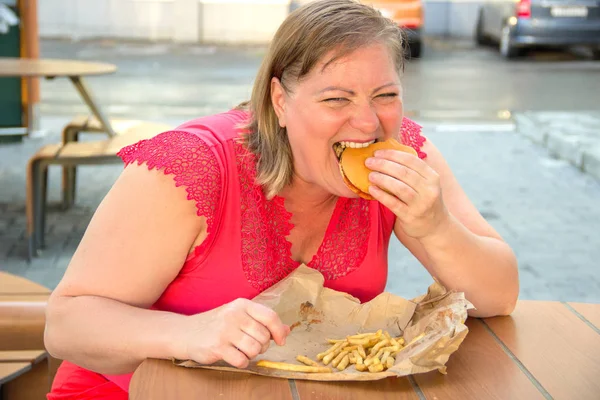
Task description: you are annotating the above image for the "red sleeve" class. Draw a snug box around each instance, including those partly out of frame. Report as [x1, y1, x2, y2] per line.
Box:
[400, 117, 427, 159]
[117, 130, 222, 256]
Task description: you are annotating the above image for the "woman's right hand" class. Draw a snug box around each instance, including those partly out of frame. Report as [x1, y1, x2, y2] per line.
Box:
[181, 298, 290, 369]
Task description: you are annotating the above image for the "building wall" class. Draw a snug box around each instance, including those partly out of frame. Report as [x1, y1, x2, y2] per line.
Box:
[39, 0, 291, 43]
[38, 0, 489, 43]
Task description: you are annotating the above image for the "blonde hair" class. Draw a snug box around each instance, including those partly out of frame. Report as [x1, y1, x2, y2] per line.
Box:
[240, 0, 406, 199]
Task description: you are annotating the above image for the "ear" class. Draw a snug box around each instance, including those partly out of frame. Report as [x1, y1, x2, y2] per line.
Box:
[271, 77, 287, 128]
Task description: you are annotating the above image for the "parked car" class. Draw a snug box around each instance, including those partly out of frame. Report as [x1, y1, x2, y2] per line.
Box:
[475, 0, 600, 59]
[363, 0, 424, 58]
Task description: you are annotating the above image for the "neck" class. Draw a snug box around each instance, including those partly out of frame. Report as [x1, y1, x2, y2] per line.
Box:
[278, 175, 337, 213]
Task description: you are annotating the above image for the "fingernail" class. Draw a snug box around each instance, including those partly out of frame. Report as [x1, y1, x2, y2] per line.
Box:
[365, 158, 375, 167]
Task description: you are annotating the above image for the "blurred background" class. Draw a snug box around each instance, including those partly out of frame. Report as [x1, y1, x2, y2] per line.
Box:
[1, 0, 599, 302]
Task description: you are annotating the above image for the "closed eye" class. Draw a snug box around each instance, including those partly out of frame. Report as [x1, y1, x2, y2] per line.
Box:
[323, 97, 349, 103]
[377, 93, 398, 98]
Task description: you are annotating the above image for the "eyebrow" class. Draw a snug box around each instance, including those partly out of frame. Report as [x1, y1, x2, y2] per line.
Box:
[317, 82, 400, 96]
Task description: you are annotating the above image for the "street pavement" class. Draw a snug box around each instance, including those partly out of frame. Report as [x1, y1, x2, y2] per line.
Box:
[1, 38, 599, 303]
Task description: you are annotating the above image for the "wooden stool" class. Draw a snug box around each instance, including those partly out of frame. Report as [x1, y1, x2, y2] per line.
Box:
[25, 120, 171, 258]
[60, 115, 154, 209]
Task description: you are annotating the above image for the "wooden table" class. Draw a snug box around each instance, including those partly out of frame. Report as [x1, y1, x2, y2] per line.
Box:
[0, 271, 51, 296]
[0, 350, 48, 400]
[0, 58, 117, 137]
[130, 300, 600, 400]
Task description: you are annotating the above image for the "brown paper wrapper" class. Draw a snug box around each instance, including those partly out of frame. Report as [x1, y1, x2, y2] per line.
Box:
[174, 265, 474, 381]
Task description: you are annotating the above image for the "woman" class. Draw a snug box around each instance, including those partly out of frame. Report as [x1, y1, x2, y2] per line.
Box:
[45, 0, 519, 398]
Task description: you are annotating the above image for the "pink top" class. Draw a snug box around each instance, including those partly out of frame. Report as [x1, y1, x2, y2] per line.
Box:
[48, 109, 427, 398]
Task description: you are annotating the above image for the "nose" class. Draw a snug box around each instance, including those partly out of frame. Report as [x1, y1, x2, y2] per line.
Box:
[349, 102, 379, 134]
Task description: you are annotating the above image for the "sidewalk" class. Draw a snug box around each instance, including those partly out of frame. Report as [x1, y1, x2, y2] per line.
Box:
[515, 112, 600, 182]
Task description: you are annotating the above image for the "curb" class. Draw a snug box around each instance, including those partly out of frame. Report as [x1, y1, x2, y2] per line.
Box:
[514, 113, 600, 182]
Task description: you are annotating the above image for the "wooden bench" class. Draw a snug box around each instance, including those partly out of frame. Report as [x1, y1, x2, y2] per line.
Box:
[0, 272, 60, 395]
[0, 350, 49, 400]
[25, 118, 172, 258]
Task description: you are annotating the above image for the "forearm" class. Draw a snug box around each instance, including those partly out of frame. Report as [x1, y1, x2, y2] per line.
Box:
[45, 295, 190, 375]
[419, 214, 519, 318]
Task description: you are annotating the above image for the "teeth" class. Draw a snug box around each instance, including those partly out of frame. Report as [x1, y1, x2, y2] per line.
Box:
[338, 140, 376, 149]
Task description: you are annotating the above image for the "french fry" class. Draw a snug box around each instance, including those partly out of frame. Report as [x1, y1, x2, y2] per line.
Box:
[318, 341, 345, 361]
[348, 354, 356, 364]
[342, 345, 358, 352]
[364, 355, 380, 366]
[381, 350, 391, 364]
[357, 345, 367, 359]
[337, 354, 350, 371]
[257, 360, 332, 373]
[331, 350, 350, 368]
[355, 363, 368, 372]
[326, 338, 346, 344]
[296, 355, 321, 367]
[369, 339, 389, 355]
[322, 349, 339, 365]
[365, 337, 382, 348]
[363, 356, 375, 366]
[368, 363, 384, 373]
[352, 349, 363, 365]
[385, 356, 394, 369]
[347, 337, 372, 346]
[372, 348, 385, 361]
[383, 331, 392, 341]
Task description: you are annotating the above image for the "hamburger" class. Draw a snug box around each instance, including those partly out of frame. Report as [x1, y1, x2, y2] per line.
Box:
[334, 138, 417, 200]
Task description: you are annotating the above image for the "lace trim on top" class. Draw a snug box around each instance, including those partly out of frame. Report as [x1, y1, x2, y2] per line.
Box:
[117, 130, 221, 256]
[234, 143, 297, 291]
[309, 197, 371, 280]
[401, 117, 427, 159]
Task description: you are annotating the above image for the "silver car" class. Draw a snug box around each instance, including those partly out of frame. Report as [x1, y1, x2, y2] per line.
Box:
[475, 0, 600, 58]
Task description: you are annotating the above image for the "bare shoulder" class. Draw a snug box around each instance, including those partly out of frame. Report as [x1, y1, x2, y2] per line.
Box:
[52, 163, 206, 308]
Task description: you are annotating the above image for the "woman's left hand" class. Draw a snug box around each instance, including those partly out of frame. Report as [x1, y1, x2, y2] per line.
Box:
[365, 149, 450, 240]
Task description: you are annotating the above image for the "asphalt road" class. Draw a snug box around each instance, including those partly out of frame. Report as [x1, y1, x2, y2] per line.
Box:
[37, 37, 600, 120]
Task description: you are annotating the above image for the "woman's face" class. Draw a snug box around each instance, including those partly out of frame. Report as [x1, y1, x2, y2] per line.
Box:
[271, 43, 403, 198]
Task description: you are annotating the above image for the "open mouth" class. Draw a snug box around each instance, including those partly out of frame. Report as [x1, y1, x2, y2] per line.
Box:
[333, 139, 380, 200]
[332, 139, 378, 161]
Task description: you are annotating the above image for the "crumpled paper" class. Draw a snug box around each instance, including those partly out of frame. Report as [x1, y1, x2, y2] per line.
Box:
[174, 265, 474, 381]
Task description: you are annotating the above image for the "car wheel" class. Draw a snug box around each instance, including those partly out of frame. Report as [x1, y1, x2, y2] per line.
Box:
[409, 41, 422, 59]
[475, 10, 491, 46]
[500, 24, 521, 59]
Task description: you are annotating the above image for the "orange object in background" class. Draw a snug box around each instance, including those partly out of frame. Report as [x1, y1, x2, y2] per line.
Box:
[362, 0, 424, 58]
[19, 0, 41, 130]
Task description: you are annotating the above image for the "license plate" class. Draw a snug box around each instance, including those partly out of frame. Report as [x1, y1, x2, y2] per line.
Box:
[550, 6, 588, 17]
